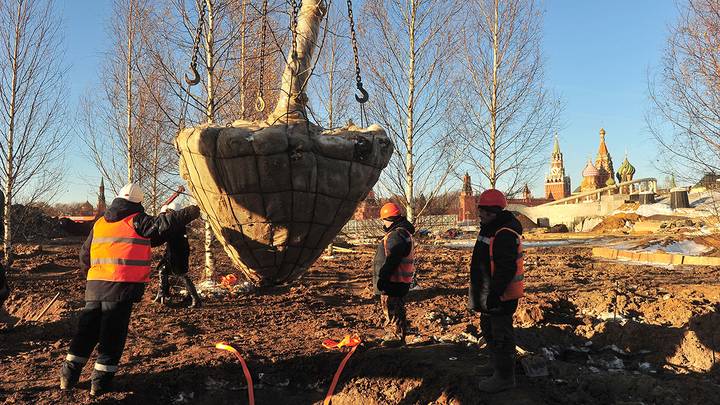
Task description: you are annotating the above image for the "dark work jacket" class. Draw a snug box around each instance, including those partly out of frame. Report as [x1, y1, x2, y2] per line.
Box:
[79, 198, 200, 302]
[157, 214, 191, 275]
[373, 217, 415, 297]
[468, 210, 523, 315]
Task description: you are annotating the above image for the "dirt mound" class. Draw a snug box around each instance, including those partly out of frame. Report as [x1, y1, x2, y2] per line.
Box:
[591, 213, 642, 233]
[548, 224, 569, 233]
[512, 211, 537, 230]
[9, 204, 68, 242]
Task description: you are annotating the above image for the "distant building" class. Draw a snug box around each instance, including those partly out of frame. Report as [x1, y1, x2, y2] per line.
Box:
[580, 158, 600, 193]
[594, 128, 616, 188]
[616, 154, 636, 194]
[353, 190, 378, 220]
[78, 201, 94, 216]
[544, 136, 571, 200]
[96, 178, 106, 218]
[693, 173, 720, 190]
[458, 172, 477, 222]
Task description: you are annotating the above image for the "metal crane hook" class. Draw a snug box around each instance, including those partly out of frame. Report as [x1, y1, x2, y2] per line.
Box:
[355, 84, 369, 104]
[184, 65, 201, 86]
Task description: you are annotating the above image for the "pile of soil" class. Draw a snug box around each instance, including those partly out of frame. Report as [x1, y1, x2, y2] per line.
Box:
[591, 213, 642, 233]
[1, 236, 719, 404]
[512, 211, 538, 230]
[9, 204, 68, 242]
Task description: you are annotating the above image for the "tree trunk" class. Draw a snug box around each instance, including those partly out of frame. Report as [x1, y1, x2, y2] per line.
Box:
[239, 0, 247, 118]
[267, 0, 327, 123]
[203, 0, 216, 280]
[404, 1, 417, 223]
[3, 4, 21, 267]
[489, 0, 499, 189]
[126, 0, 135, 183]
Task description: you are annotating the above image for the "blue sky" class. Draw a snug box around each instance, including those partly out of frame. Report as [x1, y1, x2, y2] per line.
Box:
[55, 0, 679, 202]
[540, 0, 678, 194]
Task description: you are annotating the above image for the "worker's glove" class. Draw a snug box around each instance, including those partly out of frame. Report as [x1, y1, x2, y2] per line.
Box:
[377, 278, 388, 293]
[186, 205, 201, 220]
[483, 293, 503, 314]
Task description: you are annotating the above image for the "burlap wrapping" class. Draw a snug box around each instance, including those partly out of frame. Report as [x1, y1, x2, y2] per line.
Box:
[177, 120, 392, 284]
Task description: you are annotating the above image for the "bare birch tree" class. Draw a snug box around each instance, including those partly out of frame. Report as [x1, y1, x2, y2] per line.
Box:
[361, 0, 464, 223]
[0, 0, 67, 266]
[648, 0, 720, 182]
[461, 0, 560, 195]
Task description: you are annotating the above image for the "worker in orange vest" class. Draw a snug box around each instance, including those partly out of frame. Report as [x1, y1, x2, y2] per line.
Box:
[59, 183, 200, 396]
[468, 189, 525, 393]
[373, 202, 415, 347]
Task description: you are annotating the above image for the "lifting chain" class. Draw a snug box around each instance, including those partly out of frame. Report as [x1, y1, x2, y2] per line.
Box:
[255, 0, 268, 112]
[346, 0, 368, 104]
[287, 0, 302, 107]
[185, 0, 207, 86]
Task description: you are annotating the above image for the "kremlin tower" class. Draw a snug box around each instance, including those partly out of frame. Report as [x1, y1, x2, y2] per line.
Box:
[594, 128, 615, 188]
[458, 172, 477, 222]
[544, 136, 571, 200]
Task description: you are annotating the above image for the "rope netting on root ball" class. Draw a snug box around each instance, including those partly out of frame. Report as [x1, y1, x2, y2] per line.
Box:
[176, 0, 392, 285]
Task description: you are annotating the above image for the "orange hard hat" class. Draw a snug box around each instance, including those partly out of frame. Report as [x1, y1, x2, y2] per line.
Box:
[477, 189, 507, 209]
[380, 203, 402, 219]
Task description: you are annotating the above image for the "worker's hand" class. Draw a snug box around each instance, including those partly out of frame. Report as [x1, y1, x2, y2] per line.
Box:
[187, 205, 201, 220]
[377, 278, 388, 293]
[483, 293, 502, 314]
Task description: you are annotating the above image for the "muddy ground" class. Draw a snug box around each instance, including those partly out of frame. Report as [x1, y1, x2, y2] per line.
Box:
[1, 234, 720, 404]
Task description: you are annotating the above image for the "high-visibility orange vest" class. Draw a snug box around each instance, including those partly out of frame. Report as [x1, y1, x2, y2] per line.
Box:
[488, 227, 525, 301]
[87, 213, 152, 283]
[382, 228, 415, 283]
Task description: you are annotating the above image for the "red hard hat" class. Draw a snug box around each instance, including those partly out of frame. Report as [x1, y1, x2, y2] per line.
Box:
[477, 189, 507, 209]
[380, 203, 402, 219]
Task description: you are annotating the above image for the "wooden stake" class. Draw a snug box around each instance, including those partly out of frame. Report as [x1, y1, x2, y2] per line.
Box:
[34, 292, 60, 322]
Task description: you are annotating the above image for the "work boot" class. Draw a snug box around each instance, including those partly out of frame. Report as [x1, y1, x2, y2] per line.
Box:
[474, 356, 495, 376]
[478, 351, 516, 393]
[59, 360, 83, 390]
[380, 332, 406, 348]
[153, 272, 170, 305]
[477, 373, 516, 393]
[90, 369, 114, 397]
[183, 276, 202, 308]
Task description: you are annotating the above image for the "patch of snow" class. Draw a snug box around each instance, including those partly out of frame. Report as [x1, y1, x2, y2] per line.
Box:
[638, 240, 711, 256]
[635, 203, 673, 217]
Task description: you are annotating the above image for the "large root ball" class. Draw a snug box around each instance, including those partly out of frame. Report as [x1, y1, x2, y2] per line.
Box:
[177, 121, 392, 285]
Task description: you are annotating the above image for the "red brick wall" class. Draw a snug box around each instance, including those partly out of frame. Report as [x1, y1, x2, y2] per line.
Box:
[458, 195, 477, 222]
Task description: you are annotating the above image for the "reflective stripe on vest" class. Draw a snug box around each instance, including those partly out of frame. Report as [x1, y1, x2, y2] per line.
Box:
[382, 228, 415, 284]
[488, 227, 525, 301]
[87, 213, 152, 283]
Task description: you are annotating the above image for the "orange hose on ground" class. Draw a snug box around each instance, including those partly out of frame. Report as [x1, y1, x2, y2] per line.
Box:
[323, 335, 361, 405]
[215, 343, 255, 405]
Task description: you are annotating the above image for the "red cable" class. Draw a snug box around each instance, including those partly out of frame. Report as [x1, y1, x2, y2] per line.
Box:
[215, 343, 255, 405]
[323, 337, 361, 405]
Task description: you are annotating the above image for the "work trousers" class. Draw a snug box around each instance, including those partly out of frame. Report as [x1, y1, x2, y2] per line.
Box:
[381, 295, 407, 338]
[480, 312, 516, 378]
[67, 301, 134, 372]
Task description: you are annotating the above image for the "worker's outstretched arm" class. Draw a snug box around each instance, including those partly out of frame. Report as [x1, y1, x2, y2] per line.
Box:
[133, 206, 201, 243]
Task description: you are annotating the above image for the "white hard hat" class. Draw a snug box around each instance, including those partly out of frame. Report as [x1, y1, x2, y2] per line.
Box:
[117, 183, 144, 203]
[160, 202, 179, 213]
